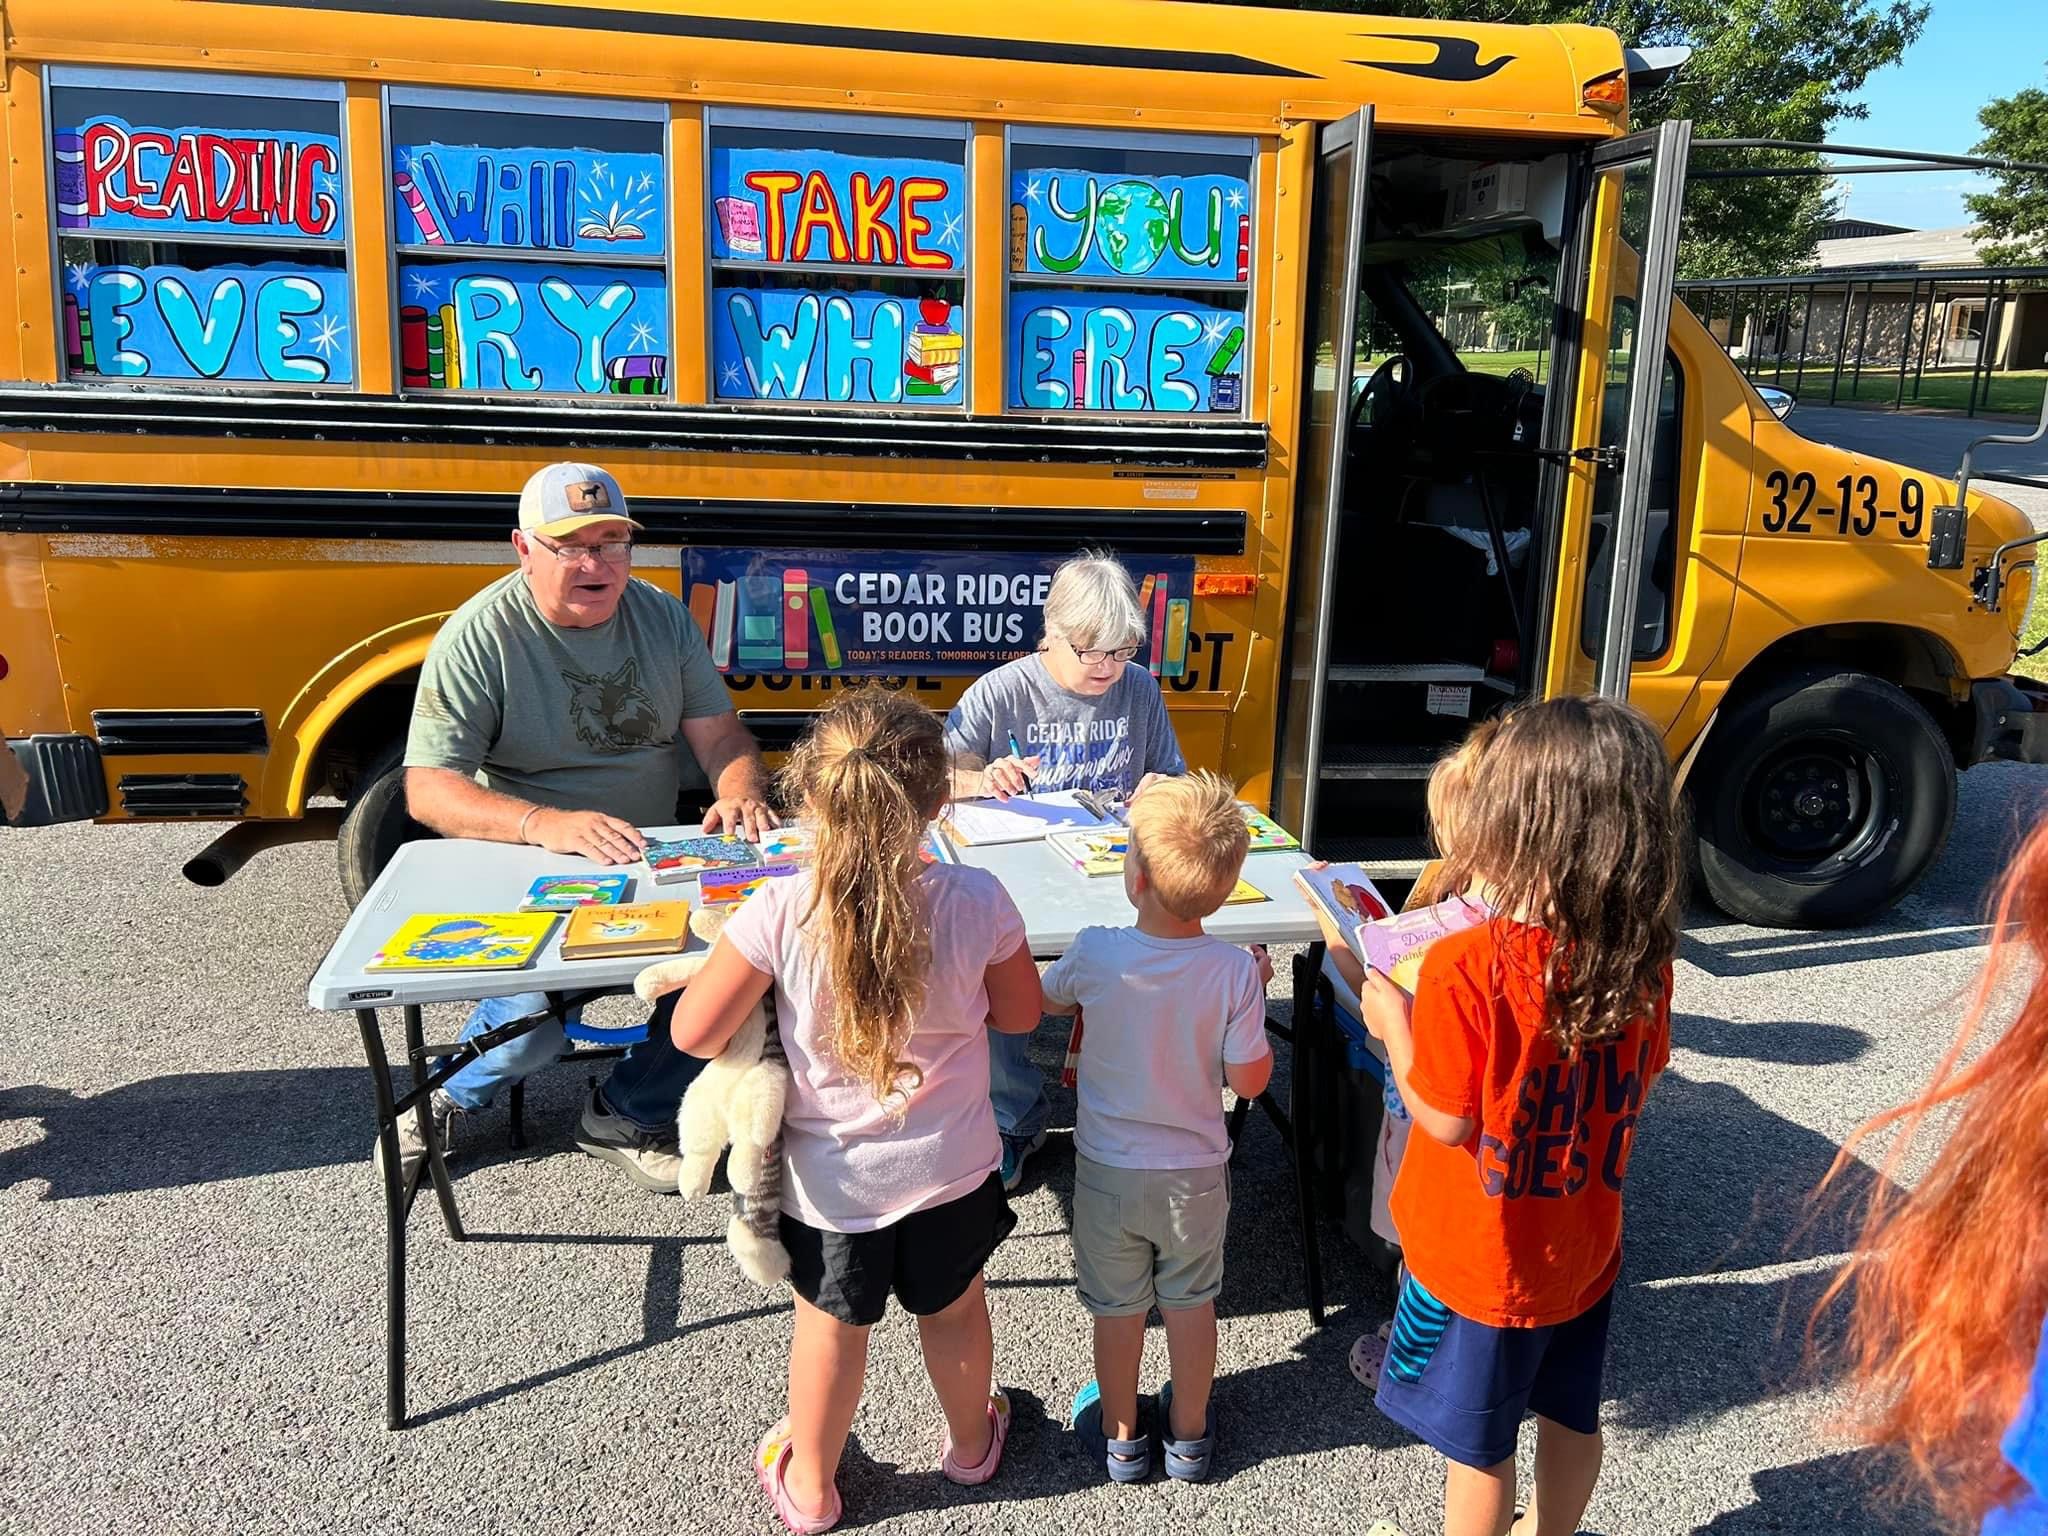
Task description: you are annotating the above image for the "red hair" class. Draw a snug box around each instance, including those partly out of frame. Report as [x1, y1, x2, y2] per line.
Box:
[1821, 817, 2048, 1528]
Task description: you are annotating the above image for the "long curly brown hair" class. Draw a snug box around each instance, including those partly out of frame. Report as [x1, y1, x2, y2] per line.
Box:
[781, 689, 950, 1105]
[1427, 694, 1683, 1053]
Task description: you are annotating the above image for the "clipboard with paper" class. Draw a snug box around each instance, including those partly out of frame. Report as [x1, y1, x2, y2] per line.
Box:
[941, 790, 1116, 846]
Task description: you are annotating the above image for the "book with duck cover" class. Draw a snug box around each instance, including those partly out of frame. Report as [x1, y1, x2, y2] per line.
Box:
[643, 833, 762, 884]
[519, 873, 632, 911]
[367, 912, 557, 972]
[560, 901, 693, 960]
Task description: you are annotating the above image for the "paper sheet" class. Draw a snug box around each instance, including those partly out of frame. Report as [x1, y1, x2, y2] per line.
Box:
[942, 790, 1112, 845]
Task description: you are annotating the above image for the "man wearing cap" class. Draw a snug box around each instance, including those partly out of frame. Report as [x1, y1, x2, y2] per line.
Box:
[389, 462, 775, 1193]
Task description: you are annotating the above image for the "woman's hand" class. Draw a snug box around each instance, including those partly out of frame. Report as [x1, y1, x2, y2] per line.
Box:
[1129, 772, 1171, 804]
[981, 755, 1041, 800]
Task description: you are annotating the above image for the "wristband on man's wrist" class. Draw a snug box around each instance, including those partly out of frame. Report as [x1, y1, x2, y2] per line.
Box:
[517, 805, 542, 844]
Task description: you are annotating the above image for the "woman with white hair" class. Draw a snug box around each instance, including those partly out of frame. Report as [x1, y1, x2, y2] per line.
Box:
[945, 550, 1187, 1189]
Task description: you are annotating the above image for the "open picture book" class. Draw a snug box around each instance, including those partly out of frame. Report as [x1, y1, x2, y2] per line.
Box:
[1294, 863, 1491, 993]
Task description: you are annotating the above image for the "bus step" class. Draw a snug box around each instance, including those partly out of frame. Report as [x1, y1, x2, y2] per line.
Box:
[1310, 834, 1433, 880]
[1319, 741, 1444, 781]
[1325, 662, 1514, 692]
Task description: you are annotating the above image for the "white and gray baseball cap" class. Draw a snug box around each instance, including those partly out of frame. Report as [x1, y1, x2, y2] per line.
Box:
[516, 462, 644, 539]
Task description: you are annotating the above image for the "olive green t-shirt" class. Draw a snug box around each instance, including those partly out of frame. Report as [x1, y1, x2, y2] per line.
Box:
[404, 572, 732, 828]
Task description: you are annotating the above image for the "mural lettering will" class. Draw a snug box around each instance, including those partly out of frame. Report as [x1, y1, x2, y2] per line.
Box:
[392, 142, 665, 258]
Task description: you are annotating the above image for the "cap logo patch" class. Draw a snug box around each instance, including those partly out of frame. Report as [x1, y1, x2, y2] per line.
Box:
[565, 479, 612, 513]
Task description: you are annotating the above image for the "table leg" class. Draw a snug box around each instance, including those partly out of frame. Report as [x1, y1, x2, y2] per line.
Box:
[357, 1007, 410, 1432]
[404, 1004, 466, 1241]
[1226, 1091, 1252, 1160]
[1289, 950, 1328, 1329]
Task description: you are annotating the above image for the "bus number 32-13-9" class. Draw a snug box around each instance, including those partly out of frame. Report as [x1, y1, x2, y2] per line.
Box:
[1763, 469, 1926, 539]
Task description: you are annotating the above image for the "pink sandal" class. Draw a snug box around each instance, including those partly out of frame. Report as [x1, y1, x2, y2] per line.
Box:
[755, 1420, 842, 1534]
[941, 1386, 1012, 1485]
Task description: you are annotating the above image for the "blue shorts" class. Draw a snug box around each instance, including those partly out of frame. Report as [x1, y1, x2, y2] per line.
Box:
[1374, 1275, 1614, 1469]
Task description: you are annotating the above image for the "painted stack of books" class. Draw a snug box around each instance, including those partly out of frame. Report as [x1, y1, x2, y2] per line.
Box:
[905, 300, 961, 398]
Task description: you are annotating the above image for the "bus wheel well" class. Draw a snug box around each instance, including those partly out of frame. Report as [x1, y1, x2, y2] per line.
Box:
[307, 672, 419, 804]
[1723, 624, 1967, 765]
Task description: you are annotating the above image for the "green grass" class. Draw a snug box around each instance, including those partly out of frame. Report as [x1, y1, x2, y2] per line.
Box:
[2018, 598, 2048, 684]
[1754, 367, 2048, 417]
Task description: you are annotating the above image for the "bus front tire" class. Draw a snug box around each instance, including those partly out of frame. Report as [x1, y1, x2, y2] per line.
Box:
[337, 741, 429, 908]
[1694, 668, 1955, 930]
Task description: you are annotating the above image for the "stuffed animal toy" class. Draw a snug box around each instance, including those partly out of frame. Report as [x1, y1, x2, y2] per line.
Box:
[634, 904, 790, 1288]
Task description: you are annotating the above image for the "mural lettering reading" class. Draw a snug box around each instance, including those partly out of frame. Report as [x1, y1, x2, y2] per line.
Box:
[1007, 290, 1244, 413]
[392, 142, 665, 257]
[63, 262, 351, 383]
[714, 289, 962, 405]
[398, 262, 667, 394]
[1011, 168, 1250, 284]
[55, 116, 343, 240]
[709, 146, 963, 269]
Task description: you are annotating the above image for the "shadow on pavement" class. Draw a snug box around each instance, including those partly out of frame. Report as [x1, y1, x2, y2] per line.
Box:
[1690, 1448, 1937, 1534]
[1673, 1012, 1872, 1067]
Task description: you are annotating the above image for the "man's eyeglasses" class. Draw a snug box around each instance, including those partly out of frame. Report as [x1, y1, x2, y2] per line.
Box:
[531, 533, 634, 566]
[1066, 638, 1141, 666]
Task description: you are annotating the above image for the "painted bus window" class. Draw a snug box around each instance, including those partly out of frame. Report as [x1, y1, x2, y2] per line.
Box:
[707, 112, 967, 408]
[50, 69, 352, 387]
[1006, 130, 1253, 416]
[389, 91, 669, 397]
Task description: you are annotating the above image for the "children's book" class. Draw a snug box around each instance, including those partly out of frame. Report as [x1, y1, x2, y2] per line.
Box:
[1239, 806, 1302, 851]
[943, 790, 1114, 847]
[642, 833, 762, 884]
[1295, 862, 1396, 929]
[368, 912, 557, 973]
[753, 825, 813, 864]
[698, 862, 800, 906]
[1223, 877, 1268, 905]
[560, 900, 693, 960]
[922, 823, 960, 865]
[1046, 827, 1131, 876]
[518, 873, 631, 911]
[1356, 896, 1493, 992]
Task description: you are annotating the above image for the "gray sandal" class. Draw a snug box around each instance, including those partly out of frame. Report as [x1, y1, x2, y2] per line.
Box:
[1155, 1380, 1217, 1483]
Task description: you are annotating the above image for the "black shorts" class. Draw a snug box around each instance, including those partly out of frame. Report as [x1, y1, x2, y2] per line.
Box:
[781, 1172, 1016, 1328]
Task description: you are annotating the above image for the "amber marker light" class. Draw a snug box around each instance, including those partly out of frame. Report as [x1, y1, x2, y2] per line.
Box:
[1582, 70, 1628, 114]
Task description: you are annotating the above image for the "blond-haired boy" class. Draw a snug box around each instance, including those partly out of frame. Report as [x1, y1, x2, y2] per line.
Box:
[1041, 770, 1275, 1483]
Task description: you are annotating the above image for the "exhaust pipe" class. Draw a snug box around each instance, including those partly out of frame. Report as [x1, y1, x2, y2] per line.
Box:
[182, 809, 343, 887]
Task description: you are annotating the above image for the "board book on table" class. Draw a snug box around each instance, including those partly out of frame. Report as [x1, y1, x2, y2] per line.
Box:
[560, 901, 693, 960]
[753, 826, 813, 863]
[367, 912, 558, 973]
[698, 862, 800, 906]
[942, 790, 1115, 847]
[642, 833, 762, 884]
[518, 873, 632, 910]
[1046, 827, 1130, 875]
[1239, 806, 1301, 850]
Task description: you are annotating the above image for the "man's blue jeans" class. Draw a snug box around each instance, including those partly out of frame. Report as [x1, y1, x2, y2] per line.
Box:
[989, 1022, 1051, 1142]
[440, 990, 701, 1132]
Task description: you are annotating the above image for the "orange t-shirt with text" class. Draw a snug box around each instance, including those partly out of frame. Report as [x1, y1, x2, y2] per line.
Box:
[1388, 919, 1670, 1328]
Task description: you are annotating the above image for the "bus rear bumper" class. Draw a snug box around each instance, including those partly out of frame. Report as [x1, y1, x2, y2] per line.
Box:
[3, 735, 108, 826]
[1969, 677, 2048, 768]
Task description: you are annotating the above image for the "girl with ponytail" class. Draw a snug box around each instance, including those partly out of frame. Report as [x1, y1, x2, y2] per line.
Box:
[671, 688, 1044, 1534]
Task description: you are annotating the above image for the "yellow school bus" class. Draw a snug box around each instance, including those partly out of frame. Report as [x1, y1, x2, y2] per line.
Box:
[0, 0, 2040, 927]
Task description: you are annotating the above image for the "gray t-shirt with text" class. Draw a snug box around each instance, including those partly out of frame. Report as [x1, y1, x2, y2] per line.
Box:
[405, 572, 731, 828]
[943, 654, 1186, 798]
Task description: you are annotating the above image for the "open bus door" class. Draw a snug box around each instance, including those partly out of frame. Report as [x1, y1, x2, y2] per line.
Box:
[1275, 107, 1371, 847]
[1544, 119, 1693, 702]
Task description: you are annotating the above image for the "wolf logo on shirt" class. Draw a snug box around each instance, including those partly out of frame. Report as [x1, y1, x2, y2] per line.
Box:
[563, 657, 660, 753]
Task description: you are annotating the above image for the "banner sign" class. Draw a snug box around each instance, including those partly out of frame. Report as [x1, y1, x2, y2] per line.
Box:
[681, 548, 1198, 677]
[709, 145, 963, 269]
[64, 263, 352, 384]
[712, 289, 962, 405]
[392, 141, 666, 258]
[1008, 289, 1245, 413]
[396, 261, 667, 394]
[54, 115, 345, 242]
[1010, 168, 1250, 284]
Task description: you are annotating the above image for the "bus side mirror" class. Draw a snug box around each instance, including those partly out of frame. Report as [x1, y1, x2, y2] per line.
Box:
[1756, 385, 1795, 420]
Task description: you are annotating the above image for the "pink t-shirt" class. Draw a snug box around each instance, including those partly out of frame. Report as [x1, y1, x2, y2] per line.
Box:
[722, 863, 1028, 1233]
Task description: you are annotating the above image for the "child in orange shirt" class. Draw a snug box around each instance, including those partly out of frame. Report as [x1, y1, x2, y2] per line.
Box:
[1319, 696, 1681, 1536]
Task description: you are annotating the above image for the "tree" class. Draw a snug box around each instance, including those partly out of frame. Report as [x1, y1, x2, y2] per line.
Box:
[1276, 0, 1927, 280]
[1967, 76, 2048, 266]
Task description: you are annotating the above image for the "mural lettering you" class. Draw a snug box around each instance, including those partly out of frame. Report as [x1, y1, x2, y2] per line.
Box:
[710, 145, 964, 405]
[56, 114, 351, 383]
[394, 139, 669, 394]
[1009, 164, 1249, 413]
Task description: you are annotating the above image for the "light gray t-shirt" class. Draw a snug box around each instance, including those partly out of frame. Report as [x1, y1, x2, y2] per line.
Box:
[1042, 927, 1269, 1170]
[404, 572, 732, 827]
[943, 654, 1186, 798]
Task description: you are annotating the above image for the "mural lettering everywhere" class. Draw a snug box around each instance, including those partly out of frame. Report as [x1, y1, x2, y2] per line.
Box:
[63, 263, 352, 383]
[1008, 289, 1244, 413]
[713, 289, 961, 405]
[709, 146, 963, 269]
[55, 116, 343, 240]
[1011, 167, 1250, 284]
[392, 142, 665, 258]
[397, 261, 666, 394]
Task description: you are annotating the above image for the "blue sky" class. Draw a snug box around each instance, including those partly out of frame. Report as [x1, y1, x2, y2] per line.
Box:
[1833, 0, 2047, 229]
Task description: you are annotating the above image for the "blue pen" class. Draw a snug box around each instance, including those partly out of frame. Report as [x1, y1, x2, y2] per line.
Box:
[1006, 731, 1034, 792]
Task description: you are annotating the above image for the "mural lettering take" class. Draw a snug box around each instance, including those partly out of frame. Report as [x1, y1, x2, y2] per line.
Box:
[710, 144, 965, 405]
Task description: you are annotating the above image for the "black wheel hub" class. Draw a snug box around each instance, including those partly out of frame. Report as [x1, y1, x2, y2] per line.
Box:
[1746, 741, 1882, 866]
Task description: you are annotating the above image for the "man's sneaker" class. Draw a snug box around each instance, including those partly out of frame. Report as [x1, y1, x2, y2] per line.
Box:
[372, 1088, 460, 1188]
[574, 1087, 683, 1194]
[999, 1128, 1049, 1193]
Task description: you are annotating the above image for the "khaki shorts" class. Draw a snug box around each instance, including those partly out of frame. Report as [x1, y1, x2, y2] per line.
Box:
[1071, 1155, 1230, 1316]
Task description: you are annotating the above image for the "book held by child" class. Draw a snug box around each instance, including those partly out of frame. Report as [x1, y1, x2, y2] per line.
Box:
[1293, 863, 1489, 992]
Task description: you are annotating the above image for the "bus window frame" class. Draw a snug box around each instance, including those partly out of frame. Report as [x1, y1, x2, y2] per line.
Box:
[1002, 121, 1259, 423]
[46, 64, 356, 392]
[382, 83, 674, 403]
[700, 105, 973, 416]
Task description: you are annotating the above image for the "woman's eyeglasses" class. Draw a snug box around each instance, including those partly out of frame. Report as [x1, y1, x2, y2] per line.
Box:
[1066, 638, 1141, 666]
[531, 534, 634, 566]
